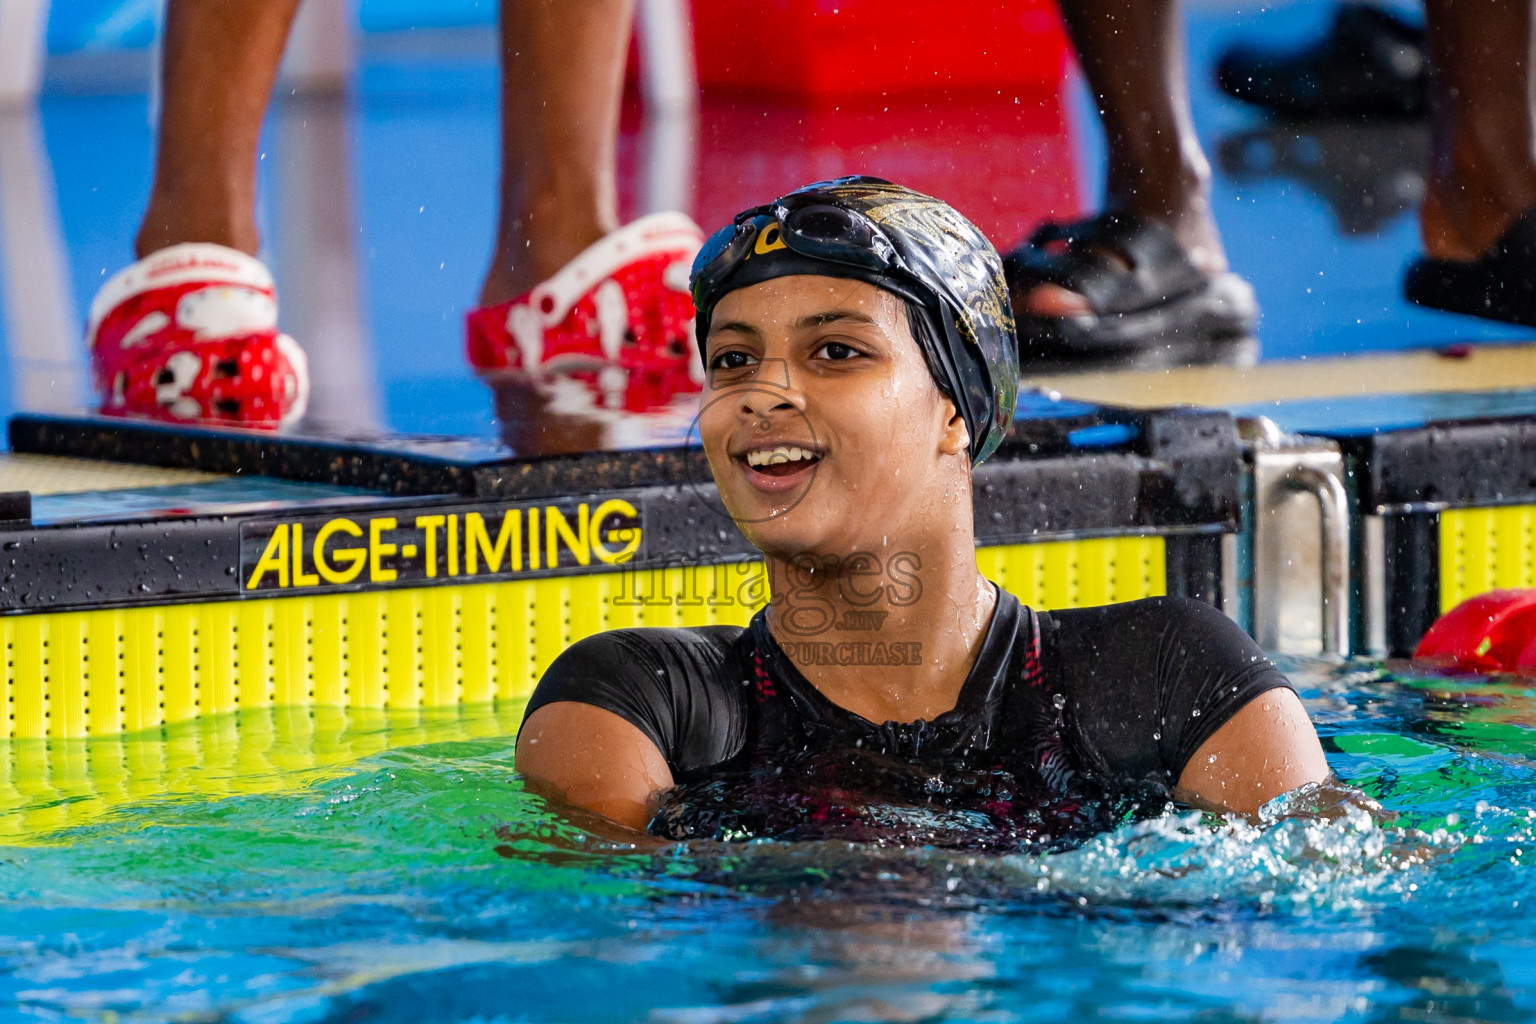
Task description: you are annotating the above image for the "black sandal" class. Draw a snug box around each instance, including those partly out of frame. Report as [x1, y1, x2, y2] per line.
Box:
[1215, 1, 1428, 120]
[1003, 213, 1260, 362]
[1405, 209, 1536, 328]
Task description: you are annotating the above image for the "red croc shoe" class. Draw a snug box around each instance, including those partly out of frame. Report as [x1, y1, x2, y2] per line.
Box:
[87, 242, 309, 429]
[1415, 589, 1536, 674]
[464, 212, 704, 387]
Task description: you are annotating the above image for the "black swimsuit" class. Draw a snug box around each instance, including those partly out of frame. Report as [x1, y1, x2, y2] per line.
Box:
[524, 592, 1293, 847]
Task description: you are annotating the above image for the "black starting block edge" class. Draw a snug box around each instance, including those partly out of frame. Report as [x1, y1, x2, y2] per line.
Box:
[8, 405, 1242, 519]
[1338, 415, 1536, 513]
[7, 414, 707, 501]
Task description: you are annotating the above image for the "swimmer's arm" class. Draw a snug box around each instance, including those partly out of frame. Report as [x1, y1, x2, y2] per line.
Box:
[515, 701, 675, 832]
[1173, 688, 1331, 817]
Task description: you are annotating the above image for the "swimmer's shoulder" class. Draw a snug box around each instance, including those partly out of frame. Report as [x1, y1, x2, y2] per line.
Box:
[524, 624, 755, 771]
[551, 623, 748, 669]
[1037, 594, 1279, 690]
[535, 624, 751, 699]
[1038, 593, 1228, 634]
[1034, 595, 1290, 783]
[1038, 595, 1256, 664]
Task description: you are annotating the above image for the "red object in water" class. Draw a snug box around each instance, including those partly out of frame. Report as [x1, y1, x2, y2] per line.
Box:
[1415, 589, 1536, 674]
[691, 0, 1071, 103]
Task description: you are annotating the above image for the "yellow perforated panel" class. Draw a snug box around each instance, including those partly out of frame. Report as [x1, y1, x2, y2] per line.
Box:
[976, 535, 1164, 609]
[1440, 505, 1536, 612]
[0, 536, 1168, 740]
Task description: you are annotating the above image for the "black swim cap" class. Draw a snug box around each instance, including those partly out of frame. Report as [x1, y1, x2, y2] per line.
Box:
[689, 176, 1020, 465]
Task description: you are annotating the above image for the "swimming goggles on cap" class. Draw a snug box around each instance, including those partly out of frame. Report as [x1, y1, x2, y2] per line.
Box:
[689, 199, 912, 311]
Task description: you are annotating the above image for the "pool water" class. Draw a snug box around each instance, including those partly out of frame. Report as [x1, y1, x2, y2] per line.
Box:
[2, 659, 1535, 1023]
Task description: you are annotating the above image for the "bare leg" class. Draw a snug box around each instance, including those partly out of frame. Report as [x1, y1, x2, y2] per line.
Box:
[479, 0, 636, 306]
[135, 0, 302, 258]
[1420, 0, 1536, 261]
[1021, 0, 1225, 316]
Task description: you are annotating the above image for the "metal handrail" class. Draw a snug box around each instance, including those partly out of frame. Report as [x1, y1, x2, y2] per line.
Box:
[1280, 463, 1351, 658]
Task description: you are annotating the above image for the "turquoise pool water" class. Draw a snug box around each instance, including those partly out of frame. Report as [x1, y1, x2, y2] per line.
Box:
[1, 659, 1534, 1023]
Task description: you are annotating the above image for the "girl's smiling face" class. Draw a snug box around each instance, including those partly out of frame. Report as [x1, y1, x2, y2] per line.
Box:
[698, 275, 973, 560]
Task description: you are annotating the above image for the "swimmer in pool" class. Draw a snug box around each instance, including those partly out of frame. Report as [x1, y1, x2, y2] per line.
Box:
[515, 176, 1332, 841]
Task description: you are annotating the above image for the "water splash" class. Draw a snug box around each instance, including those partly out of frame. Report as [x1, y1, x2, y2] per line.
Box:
[0, 662, 1535, 1020]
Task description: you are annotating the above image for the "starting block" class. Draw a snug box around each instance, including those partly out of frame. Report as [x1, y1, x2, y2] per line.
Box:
[1, 397, 1242, 739]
